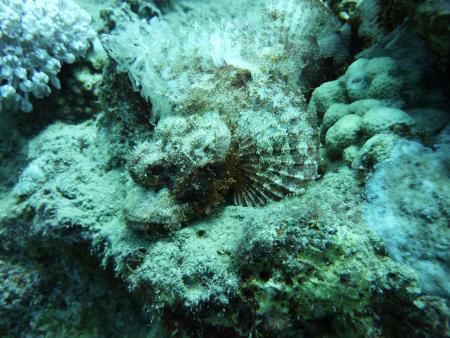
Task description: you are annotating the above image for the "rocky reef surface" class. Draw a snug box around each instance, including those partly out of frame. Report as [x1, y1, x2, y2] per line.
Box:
[0, 0, 449, 337]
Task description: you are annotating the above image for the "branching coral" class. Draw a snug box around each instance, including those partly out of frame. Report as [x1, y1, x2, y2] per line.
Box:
[0, 0, 95, 112]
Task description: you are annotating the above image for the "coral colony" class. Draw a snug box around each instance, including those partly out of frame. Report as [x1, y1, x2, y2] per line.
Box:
[0, 0, 449, 337]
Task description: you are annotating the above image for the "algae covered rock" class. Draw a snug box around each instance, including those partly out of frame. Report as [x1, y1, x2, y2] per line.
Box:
[229, 169, 449, 337]
[407, 108, 450, 143]
[0, 259, 40, 331]
[354, 0, 417, 43]
[101, 166, 450, 337]
[2, 118, 448, 336]
[365, 139, 450, 301]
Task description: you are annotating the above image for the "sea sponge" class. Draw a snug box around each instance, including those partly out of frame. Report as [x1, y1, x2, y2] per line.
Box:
[325, 114, 362, 157]
[362, 107, 416, 136]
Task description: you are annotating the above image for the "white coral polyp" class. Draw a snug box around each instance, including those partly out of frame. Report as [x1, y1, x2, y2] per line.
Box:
[0, 0, 95, 112]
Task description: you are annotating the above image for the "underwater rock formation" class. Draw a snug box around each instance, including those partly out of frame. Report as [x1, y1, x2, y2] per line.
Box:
[365, 137, 450, 301]
[355, 0, 417, 42]
[0, 0, 449, 337]
[3, 116, 448, 336]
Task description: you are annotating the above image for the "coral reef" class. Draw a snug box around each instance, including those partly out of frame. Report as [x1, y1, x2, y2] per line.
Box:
[0, 0, 95, 112]
[0, 249, 151, 337]
[0, 0, 449, 336]
[0, 259, 40, 332]
[3, 116, 448, 336]
[0, 121, 161, 337]
[310, 52, 449, 165]
[7, 118, 449, 335]
[29, 61, 104, 124]
[365, 137, 450, 300]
